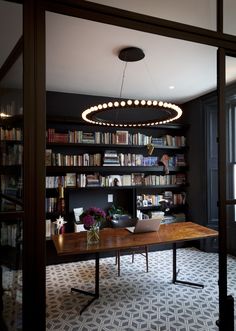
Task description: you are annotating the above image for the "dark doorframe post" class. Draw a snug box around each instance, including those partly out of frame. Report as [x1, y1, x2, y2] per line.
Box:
[23, 1, 46, 330]
[217, 47, 235, 331]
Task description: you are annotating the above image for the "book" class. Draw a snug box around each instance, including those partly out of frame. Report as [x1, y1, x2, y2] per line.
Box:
[122, 174, 132, 186]
[103, 150, 120, 166]
[46, 219, 51, 237]
[86, 174, 101, 187]
[45, 149, 52, 166]
[132, 173, 144, 186]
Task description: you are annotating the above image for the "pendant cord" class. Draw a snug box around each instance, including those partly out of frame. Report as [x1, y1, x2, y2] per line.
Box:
[119, 61, 127, 98]
[116, 61, 128, 122]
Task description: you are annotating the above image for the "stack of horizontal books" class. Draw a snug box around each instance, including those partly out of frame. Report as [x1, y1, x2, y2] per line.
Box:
[103, 150, 120, 166]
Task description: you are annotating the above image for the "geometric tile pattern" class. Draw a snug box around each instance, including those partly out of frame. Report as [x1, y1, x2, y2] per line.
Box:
[46, 248, 236, 331]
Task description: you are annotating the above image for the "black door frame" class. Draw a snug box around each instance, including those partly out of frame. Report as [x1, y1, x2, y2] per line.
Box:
[21, 0, 236, 329]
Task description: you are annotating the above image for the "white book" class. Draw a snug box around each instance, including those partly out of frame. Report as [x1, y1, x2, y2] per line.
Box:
[46, 219, 51, 237]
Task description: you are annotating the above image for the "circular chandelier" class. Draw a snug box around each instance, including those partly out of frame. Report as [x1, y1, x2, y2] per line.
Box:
[81, 47, 183, 127]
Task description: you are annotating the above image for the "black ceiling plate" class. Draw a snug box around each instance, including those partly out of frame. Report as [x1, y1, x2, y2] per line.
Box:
[118, 47, 145, 62]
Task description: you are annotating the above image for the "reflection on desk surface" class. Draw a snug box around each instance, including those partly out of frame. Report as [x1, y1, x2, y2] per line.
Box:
[52, 222, 218, 256]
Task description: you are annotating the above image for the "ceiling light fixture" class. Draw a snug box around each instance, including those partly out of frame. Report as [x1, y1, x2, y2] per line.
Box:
[81, 47, 182, 127]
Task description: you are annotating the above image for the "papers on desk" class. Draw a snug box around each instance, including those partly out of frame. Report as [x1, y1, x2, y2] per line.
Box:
[126, 226, 135, 233]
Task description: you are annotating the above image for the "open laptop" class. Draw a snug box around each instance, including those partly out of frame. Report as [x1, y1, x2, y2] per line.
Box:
[126, 216, 163, 234]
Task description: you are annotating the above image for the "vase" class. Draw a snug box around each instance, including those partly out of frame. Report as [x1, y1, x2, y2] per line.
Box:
[87, 225, 100, 244]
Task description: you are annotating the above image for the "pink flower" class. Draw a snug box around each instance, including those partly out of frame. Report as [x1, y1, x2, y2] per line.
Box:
[82, 214, 95, 228]
[81, 207, 106, 229]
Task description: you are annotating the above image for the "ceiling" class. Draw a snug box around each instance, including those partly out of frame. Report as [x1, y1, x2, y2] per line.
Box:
[1, 1, 236, 105]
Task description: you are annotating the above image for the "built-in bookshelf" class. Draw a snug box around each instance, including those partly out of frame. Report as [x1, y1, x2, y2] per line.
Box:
[46, 126, 186, 147]
[45, 117, 189, 235]
[0, 115, 23, 270]
[45, 150, 186, 167]
[0, 119, 23, 212]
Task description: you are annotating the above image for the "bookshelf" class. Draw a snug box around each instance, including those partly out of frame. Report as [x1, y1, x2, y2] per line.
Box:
[0, 115, 23, 272]
[45, 117, 189, 235]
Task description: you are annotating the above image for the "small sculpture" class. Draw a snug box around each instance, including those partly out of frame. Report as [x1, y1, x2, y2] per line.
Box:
[53, 215, 67, 234]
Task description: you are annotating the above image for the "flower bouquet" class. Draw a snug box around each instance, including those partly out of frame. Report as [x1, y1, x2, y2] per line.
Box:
[81, 207, 106, 244]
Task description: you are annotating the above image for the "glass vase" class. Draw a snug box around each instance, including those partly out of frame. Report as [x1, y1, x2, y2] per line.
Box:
[87, 225, 100, 244]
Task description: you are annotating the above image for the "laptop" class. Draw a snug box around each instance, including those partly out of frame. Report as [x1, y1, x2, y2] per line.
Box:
[126, 217, 163, 234]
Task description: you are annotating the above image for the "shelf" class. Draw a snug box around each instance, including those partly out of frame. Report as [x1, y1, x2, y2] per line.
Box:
[0, 245, 21, 269]
[46, 184, 187, 191]
[46, 141, 187, 150]
[0, 164, 22, 172]
[46, 166, 188, 173]
[46, 211, 66, 217]
[0, 211, 24, 220]
[0, 114, 23, 126]
[137, 204, 186, 211]
[0, 139, 22, 144]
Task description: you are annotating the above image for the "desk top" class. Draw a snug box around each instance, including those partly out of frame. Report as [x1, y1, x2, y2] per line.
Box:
[52, 222, 218, 256]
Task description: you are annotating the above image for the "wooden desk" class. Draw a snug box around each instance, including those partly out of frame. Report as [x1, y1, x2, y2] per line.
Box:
[52, 222, 218, 313]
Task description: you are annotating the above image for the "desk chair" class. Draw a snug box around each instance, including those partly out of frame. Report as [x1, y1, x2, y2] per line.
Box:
[111, 216, 149, 277]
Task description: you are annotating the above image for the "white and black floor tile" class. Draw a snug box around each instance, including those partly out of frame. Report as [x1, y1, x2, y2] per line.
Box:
[45, 248, 236, 331]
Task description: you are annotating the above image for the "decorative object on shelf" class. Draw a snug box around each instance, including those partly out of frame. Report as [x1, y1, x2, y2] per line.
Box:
[159, 154, 170, 174]
[159, 191, 174, 212]
[81, 207, 106, 244]
[147, 143, 155, 155]
[81, 47, 182, 127]
[53, 215, 67, 235]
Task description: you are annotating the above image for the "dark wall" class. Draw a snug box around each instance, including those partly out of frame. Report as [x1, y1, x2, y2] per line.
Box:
[182, 98, 207, 225]
[46, 90, 187, 125]
[47, 90, 124, 119]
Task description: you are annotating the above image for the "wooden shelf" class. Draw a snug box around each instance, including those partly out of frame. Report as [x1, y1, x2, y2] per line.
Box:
[46, 184, 187, 191]
[0, 139, 22, 144]
[0, 165, 22, 173]
[0, 211, 24, 220]
[46, 165, 188, 173]
[0, 114, 23, 126]
[137, 204, 186, 211]
[0, 245, 21, 269]
[46, 141, 187, 150]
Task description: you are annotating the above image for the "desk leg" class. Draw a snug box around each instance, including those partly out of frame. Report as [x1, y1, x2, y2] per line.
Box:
[71, 252, 100, 314]
[172, 243, 204, 288]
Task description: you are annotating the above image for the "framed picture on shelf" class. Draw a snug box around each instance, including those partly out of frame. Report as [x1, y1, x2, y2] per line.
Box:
[108, 174, 122, 186]
[142, 199, 148, 207]
[65, 173, 77, 187]
[116, 130, 129, 145]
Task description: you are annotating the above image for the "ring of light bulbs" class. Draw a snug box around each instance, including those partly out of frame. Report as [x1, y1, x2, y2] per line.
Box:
[81, 99, 182, 127]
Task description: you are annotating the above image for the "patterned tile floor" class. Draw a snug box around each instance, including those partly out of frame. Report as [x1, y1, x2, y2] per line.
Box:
[46, 248, 236, 331]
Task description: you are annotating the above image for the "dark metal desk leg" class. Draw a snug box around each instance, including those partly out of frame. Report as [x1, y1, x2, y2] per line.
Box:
[95, 252, 99, 299]
[172, 243, 177, 283]
[172, 243, 204, 288]
[71, 252, 100, 314]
